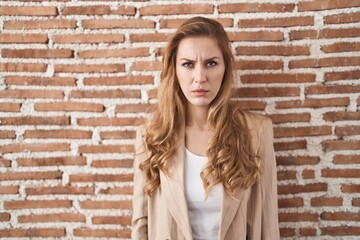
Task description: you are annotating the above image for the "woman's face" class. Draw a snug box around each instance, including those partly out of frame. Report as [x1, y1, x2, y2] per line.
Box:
[176, 37, 225, 109]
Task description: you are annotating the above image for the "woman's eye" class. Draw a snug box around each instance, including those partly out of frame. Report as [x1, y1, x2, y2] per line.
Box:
[182, 62, 193, 68]
[207, 61, 217, 67]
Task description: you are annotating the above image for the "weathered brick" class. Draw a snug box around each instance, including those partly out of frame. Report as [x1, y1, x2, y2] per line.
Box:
[0, 34, 48, 43]
[0, 116, 69, 125]
[18, 213, 86, 223]
[131, 61, 162, 71]
[228, 31, 283, 41]
[298, 0, 360, 11]
[78, 144, 134, 153]
[277, 156, 320, 166]
[325, 11, 360, 24]
[274, 126, 332, 138]
[160, 18, 232, 28]
[241, 73, 314, 83]
[306, 85, 360, 95]
[79, 200, 131, 209]
[24, 130, 92, 139]
[334, 155, 360, 164]
[4, 200, 71, 209]
[0, 213, 11, 221]
[321, 226, 360, 236]
[324, 70, 360, 81]
[0, 158, 12, 167]
[335, 125, 360, 136]
[322, 168, 360, 178]
[26, 186, 94, 195]
[269, 113, 311, 123]
[278, 183, 327, 194]
[70, 90, 140, 99]
[290, 57, 360, 68]
[0, 6, 57, 16]
[219, 3, 294, 13]
[236, 46, 310, 56]
[322, 140, 360, 151]
[35, 102, 104, 112]
[70, 174, 133, 183]
[0, 63, 47, 72]
[238, 16, 313, 28]
[311, 197, 343, 206]
[91, 159, 133, 168]
[274, 140, 307, 151]
[115, 103, 151, 113]
[5, 76, 75, 86]
[321, 212, 360, 221]
[140, 4, 213, 15]
[302, 169, 315, 179]
[99, 186, 133, 195]
[279, 212, 318, 222]
[2, 49, 73, 58]
[78, 48, 149, 58]
[100, 130, 136, 140]
[53, 34, 125, 44]
[341, 184, 360, 193]
[62, 5, 111, 15]
[82, 19, 154, 29]
[300, 228, 317, 236]
[0, 90, 63, 99]
[276, 97, 349, 109]
[321, 42, 360, 53]
[323, 111, 360, 121]
[84, 76, 153, 86]
[73, 228, 131, 238]
[0, 103, 21, 112]
[278, 170, 296, 180]
[0, 171, 61, 181]
[290, 28, 360, 40]
[54, 64, 125, 73]
[92, 216, 131, 225]
[4, 19, 76, 29]
[17, 156, 86, 167]
[130, 33, 172, 43]
[234, 60, 283, 69]
[234, 87, 299, 98]
[0, 228, 65, 238]
[0, 186, 18, 194]
[280, 228, 295, 237]
[0, 143, 70, 153]
[278, 197, 303, 208]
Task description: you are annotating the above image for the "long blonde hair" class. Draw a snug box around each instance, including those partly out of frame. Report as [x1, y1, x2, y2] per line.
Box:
[140, 17, 261, 198]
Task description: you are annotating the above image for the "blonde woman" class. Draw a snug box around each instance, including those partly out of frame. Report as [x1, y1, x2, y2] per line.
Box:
[132, 17, 280, 240]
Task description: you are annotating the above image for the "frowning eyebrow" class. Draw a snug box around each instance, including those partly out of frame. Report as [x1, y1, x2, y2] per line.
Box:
[179, 57, 220, 61]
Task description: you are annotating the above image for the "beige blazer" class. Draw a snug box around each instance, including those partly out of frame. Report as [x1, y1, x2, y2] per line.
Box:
[131, 111, 280, 240]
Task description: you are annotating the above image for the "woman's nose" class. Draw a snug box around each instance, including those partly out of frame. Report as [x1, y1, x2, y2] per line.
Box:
[194, 66, 207, 83]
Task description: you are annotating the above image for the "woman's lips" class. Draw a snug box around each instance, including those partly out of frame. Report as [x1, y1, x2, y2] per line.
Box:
[192, 89, 209, 96]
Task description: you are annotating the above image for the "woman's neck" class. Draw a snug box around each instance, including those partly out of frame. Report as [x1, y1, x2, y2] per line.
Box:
[186, 105, 209, 131]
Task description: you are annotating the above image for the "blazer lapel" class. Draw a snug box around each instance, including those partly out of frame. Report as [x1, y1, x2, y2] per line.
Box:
[218, 182, 246, 240]
[159, 125, 193, 240]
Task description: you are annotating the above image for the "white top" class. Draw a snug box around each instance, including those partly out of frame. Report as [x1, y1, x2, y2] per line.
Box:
[184, 147, 222, 240]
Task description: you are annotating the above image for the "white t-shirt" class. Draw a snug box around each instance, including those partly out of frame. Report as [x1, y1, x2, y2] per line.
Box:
[184, 147, 222, 240]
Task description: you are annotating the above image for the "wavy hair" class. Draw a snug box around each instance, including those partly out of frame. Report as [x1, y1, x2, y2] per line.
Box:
[140, 17, 261, 199]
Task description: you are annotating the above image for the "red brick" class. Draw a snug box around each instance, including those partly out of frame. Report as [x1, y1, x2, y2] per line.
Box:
[100, 130, 136, 140]
[280, 228, 295, 237]
[274, 126, 332, 138]
[82, 19, 154, 29]
[115, 103, 151, 113]
[53, 34, 125, 44]
[290, 28, 360, 40]
[24, 130, 92, 139]
[232, 100, 266, 110]
[35, 102, 104, 112]
[54, 64, 124, 73]
[219, 3, 294, 13]
[0, 131, 16, 139]
[78, 48, 149, 58]
[278, 197, 304, 208]
[2, 49, 73, 59]
[70, 174, 133, 183]
[341, 184, 360, 193]
[336, 125, 360, 136]
[0, 34, 48, 43]
[70, 90, 140, 99]
[321, 212, 360, 221]
[228, 31, 283, 41]
[322, 168, 360, 178]
[92, 159, 133, 168]
[160, 18, 233, 29]
[325, 11, 360, 24]
[0, 228, 65, 238]
[269, 113, 311, 123]
[77, 118, 144, 127]
[334, 155, 360, 164]
[79, 200, 131, 209]
[321, 226, 360, 236]
[4, 19, 76, 29]
[238, 16, 313, 28]
[0, 143, 70, 154]
[92, 216, 131, 225]
[290, 57, 360, 68]
[234, 87, 299, 98]
[73, 228, 130, 238]
[274, 140, 307, 151]
[278, 170, 296, 180]
[278, 183, 327, 194]
[131, 61, 162, 71]
[62, 5, 111, 15]
[78, 144, 134, 153]
[0, 63, 47, 72]
[300, 228, 317, 236]
[298, 0, 360, 11]
[0, 90, 63, 99]
[140, 4, 213, 15]
[0, 103, 21, 112]
[18, 213, 85, 223]
[99, 186, 133, 195]
[5, 76, 75, 86]
[279, 212, 318, 222]
[276, 97, 349, 109]
[0, 158, 12, 167]
[234, 60, 283, 70]
[236, 46, 310, 56]
[321, 42, 360, 53]
[311, 197, 342, 206]
[130, 33, 173, 43]
[0, 6, 57, 16]
[322, 140, 360, 151]
[0, 213, 11, 222]
[277, 156, 319, 166]
[83, 75, 154, 86]
[0, 116, 69, 126]
[26, 186, 94, 195]
[306, 85, 360, 95]
[0, 171, 62, 181]
[17, 156, 86, 167]
[4, 200, 71, 209]
[112, 5, 136, 15]
[302, 169, 315, 179]
[323, 111, 360, 121]
[325, 70, 360, 81]
[0, 186, 18, 194]
[353, 198, 360, 207]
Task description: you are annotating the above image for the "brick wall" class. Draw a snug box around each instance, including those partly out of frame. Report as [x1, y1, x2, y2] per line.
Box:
[0, 0, 359, 239]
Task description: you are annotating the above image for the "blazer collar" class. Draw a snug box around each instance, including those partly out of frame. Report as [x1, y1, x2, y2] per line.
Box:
[159, 124, 246, 240]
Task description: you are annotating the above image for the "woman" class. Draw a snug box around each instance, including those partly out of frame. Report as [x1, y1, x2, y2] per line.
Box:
[132, 17, 280, 240]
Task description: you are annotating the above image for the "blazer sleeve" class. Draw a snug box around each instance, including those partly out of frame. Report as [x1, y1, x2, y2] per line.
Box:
[259, 118, 280, 239]
[131, 126, 148, 240]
